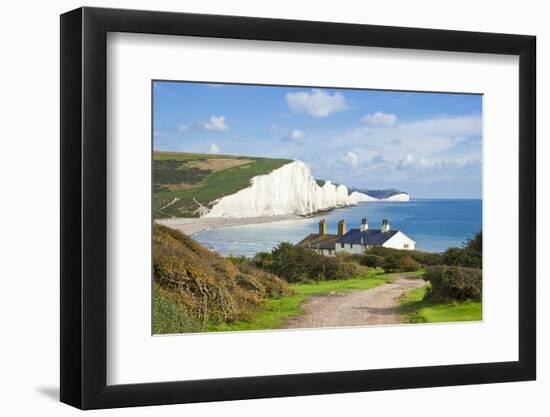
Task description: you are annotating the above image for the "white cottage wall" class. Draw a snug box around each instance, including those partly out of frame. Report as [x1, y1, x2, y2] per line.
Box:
[382, 231, 416, 250]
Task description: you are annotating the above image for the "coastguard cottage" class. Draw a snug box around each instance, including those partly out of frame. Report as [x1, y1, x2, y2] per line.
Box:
[297, 218, 416, 255]
[295, 219, 341, 256]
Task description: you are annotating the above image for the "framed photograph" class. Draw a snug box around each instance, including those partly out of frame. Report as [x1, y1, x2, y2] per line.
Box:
[60, 6, 536, 409]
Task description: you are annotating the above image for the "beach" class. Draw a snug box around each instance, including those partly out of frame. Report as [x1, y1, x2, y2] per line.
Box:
[156, 214, 302, 235]
[191, 199, 482, 257]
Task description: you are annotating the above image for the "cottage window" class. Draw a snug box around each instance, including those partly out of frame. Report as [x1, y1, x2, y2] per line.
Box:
[341, 243, 344, 248]
[350, 243, 353, 249]
[404, 244, 409, 249]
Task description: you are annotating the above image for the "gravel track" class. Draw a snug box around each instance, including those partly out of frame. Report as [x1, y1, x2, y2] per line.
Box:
[282, 275, 425, 329]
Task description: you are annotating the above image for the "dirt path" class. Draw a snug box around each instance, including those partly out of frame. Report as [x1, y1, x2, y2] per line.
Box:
[282, 275, 425, 329]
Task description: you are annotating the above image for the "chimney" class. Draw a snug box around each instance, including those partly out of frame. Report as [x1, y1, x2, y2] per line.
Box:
[319, 220, 327, 236]
[360, 218, 368, 232]
[338, 219, 346, 236]
[381, 219, 390, 233]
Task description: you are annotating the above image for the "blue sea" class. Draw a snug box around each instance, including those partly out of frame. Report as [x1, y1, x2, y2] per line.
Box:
[193, 199, 482, 257]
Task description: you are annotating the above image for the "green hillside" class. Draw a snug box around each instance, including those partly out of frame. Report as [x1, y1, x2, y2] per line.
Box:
[153, 225, 291, 333]
[153, 151, 292, 218]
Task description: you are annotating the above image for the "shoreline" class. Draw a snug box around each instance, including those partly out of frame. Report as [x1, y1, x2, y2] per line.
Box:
[154, 198, 410, 236]
[156, 214, 302, 235]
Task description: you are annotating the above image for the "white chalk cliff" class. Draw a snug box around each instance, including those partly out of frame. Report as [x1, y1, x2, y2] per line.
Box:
[383, 193, 410, 202]
[203, 160, 394, 218]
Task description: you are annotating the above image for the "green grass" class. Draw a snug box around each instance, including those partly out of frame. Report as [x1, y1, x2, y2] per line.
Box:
[206, 269, 394, 332]
[154, 151, 240, 161]
[153, 151, 292, 218]
[400, 285, 482, 323]
[155, 268, 452, 333]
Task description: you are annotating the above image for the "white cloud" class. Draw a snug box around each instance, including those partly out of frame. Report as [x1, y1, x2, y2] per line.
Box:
[285, 89, 348, 117]
[203, 115, 229, 131]
[397, 153, 415, 168]
[177, 123, 189, 132]
[402, 115, 481, 137]
[207, 143, 220, 154]
[288, 129, 305, 140]
[341, 151, 359, 167]
[361, 111, 398, 127]
[396, 153, 479, 174]
[275, 126, 305, 142]
[307, 113, 482, 195]
[335, 115, 482, 160]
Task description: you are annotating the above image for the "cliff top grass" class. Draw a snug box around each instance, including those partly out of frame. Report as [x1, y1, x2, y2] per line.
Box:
[153, 151, 292, 218]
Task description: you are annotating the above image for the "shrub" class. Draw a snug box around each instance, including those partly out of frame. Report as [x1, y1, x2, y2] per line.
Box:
[226, 255, 250, 266]
[441, 231, 482, 268]
[365, 246, 400, 258]
[359, 254, 385, 268]
[153, 284, 202, 334]
[270, 242, 365, 283]
[251, 251, 274, 270]
[465, 231, 482, 253]
[424, 265, 482, 301]
[408, 251, 444, 266]
[442, 247, 482, 268]
[363, 246, 442, 268]
[153, 225, 291, 329]
[382, 253, 421, 273]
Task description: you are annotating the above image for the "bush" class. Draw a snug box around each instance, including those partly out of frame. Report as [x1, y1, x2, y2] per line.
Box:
[363, 246, 442, 268]
[226, 255, 250, 266]
[441, 247, 482, 268]
[408, 251, 444, 266]
[153, 284, 202, 334]
[465, 231, 482, 253]
[359, 254, 385, 268]
[270, 242, 365, 283]
[251, 251, 274, 270]
[441, 231, 482, 268]
[365, 246, 400, 258]
[153, 225, 291, 329]
[424, 265, 482, 301]
[382, 253, 421, 273]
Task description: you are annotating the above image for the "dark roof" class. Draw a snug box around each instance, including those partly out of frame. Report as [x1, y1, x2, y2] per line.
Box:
[336, 228, 399, 245]
[296, 233, 338, 250]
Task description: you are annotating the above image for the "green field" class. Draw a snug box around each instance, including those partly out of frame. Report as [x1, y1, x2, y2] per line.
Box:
[399, 285, 482, 323]
[154, 151, 292, 218]
[206, 269, 393, 332]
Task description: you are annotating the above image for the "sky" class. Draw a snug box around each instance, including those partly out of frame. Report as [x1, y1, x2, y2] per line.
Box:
[153, 81, 482, 198]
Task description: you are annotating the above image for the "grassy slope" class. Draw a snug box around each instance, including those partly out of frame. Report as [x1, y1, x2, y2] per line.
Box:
[153, 284, 202, 334]
[206, 269, 394, 332]
[153, 225, 292, 334]
[154, 151, 292, 218]
[400, 285, 482, 323]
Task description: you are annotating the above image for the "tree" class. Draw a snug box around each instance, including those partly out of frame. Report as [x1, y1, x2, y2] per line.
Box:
[465, 231, 482, 254]
[442, 231, 482, 268]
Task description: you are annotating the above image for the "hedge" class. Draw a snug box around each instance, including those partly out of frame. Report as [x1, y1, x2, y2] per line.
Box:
[424, 265, 482, 301]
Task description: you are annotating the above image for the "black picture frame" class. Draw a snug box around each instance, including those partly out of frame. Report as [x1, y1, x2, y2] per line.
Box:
[60, 6, 536, 410]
